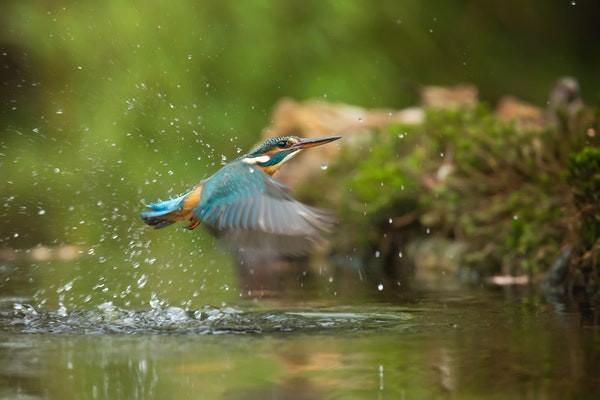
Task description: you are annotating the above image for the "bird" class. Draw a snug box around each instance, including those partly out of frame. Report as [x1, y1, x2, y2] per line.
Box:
[140, 135, 341, 259]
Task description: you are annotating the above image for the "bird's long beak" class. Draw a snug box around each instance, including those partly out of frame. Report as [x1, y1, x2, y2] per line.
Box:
[292, 135, 342, 150]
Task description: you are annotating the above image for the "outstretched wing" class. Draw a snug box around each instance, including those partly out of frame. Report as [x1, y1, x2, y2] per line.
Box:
[194, 161, 335, 257]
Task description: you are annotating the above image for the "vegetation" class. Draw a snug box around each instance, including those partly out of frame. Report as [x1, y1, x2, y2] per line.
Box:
[302, 105, 600, 289]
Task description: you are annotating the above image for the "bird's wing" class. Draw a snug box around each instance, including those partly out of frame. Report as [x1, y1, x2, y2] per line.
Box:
[194, 161, 335, 256]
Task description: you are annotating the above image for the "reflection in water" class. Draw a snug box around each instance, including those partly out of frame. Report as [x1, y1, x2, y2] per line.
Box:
[0, 288, 599, 399]
[1, 248, 599, 399]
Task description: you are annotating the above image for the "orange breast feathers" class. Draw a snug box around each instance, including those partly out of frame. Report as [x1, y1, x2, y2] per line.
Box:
[259, 148, 282, 176]
[261, 165, 279, 176]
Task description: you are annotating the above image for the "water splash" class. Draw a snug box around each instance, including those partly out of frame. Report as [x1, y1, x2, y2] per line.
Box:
[3, 302, 413, 335]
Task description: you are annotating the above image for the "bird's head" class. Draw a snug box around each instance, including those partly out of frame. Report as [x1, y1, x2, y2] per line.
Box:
[241, 135, 341, 175]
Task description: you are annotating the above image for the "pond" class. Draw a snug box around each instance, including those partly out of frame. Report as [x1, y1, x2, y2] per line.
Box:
[2, 1, 600, 399]
[1, 257, 598, 400]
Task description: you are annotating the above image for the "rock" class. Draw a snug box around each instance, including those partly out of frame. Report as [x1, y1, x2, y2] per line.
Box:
[0, 245, 83, 262]
[543, 246, 572, 290]
[262, 98, 424, 186]
[408, 238, 468, 289]
[486, 275, 529, 286]
[420, 84, 478, 109]
[265, 98, 424, 137]
[547, 77, 583, 119]
[495, 96, 545, 130]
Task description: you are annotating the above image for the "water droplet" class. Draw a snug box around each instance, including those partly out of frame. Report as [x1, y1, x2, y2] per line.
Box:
[57, 302, 67, 317]
[137, 274, 148, 289]
[57, 280, 74, 293]
[149, 293, 161, 309]
[97, 301, 115, 315]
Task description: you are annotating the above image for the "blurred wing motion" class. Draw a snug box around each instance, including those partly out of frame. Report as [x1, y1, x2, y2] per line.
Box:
[196, 161, 335, 258]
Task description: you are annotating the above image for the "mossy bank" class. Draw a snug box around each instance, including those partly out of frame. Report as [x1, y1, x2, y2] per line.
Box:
[297, 103, 600, 293]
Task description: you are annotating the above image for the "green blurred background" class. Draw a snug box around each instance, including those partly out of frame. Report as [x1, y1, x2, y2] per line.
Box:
[1, 0, 600, 308]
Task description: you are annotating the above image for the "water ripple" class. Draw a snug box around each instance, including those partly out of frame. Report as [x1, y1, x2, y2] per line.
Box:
[1, 302, 413, 335]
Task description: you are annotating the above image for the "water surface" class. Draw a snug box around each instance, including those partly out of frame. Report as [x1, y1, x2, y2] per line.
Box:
[1, 283, 598, 400]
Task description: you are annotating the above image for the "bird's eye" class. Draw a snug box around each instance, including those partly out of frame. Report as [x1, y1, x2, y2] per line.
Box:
[277, 140, 290, 148]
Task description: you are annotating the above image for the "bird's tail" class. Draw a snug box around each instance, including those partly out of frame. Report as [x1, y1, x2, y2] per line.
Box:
[140, 194, 187, 229]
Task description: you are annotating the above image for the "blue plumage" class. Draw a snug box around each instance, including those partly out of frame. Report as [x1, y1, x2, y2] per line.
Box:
[140, 193, 187, 228]
[195, 162, 266, 225]
[140, 134, 341, 256]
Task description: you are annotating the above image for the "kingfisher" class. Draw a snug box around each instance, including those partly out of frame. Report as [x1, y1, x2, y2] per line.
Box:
[140, 135, 341, 258]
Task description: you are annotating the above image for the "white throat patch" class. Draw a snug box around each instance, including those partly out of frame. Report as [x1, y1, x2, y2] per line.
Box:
[242, 155, 271, 165]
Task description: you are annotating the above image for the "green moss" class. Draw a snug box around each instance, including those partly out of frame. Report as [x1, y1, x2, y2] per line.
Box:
[305, 106, 599, 280]
[567, 147, 600, 250]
